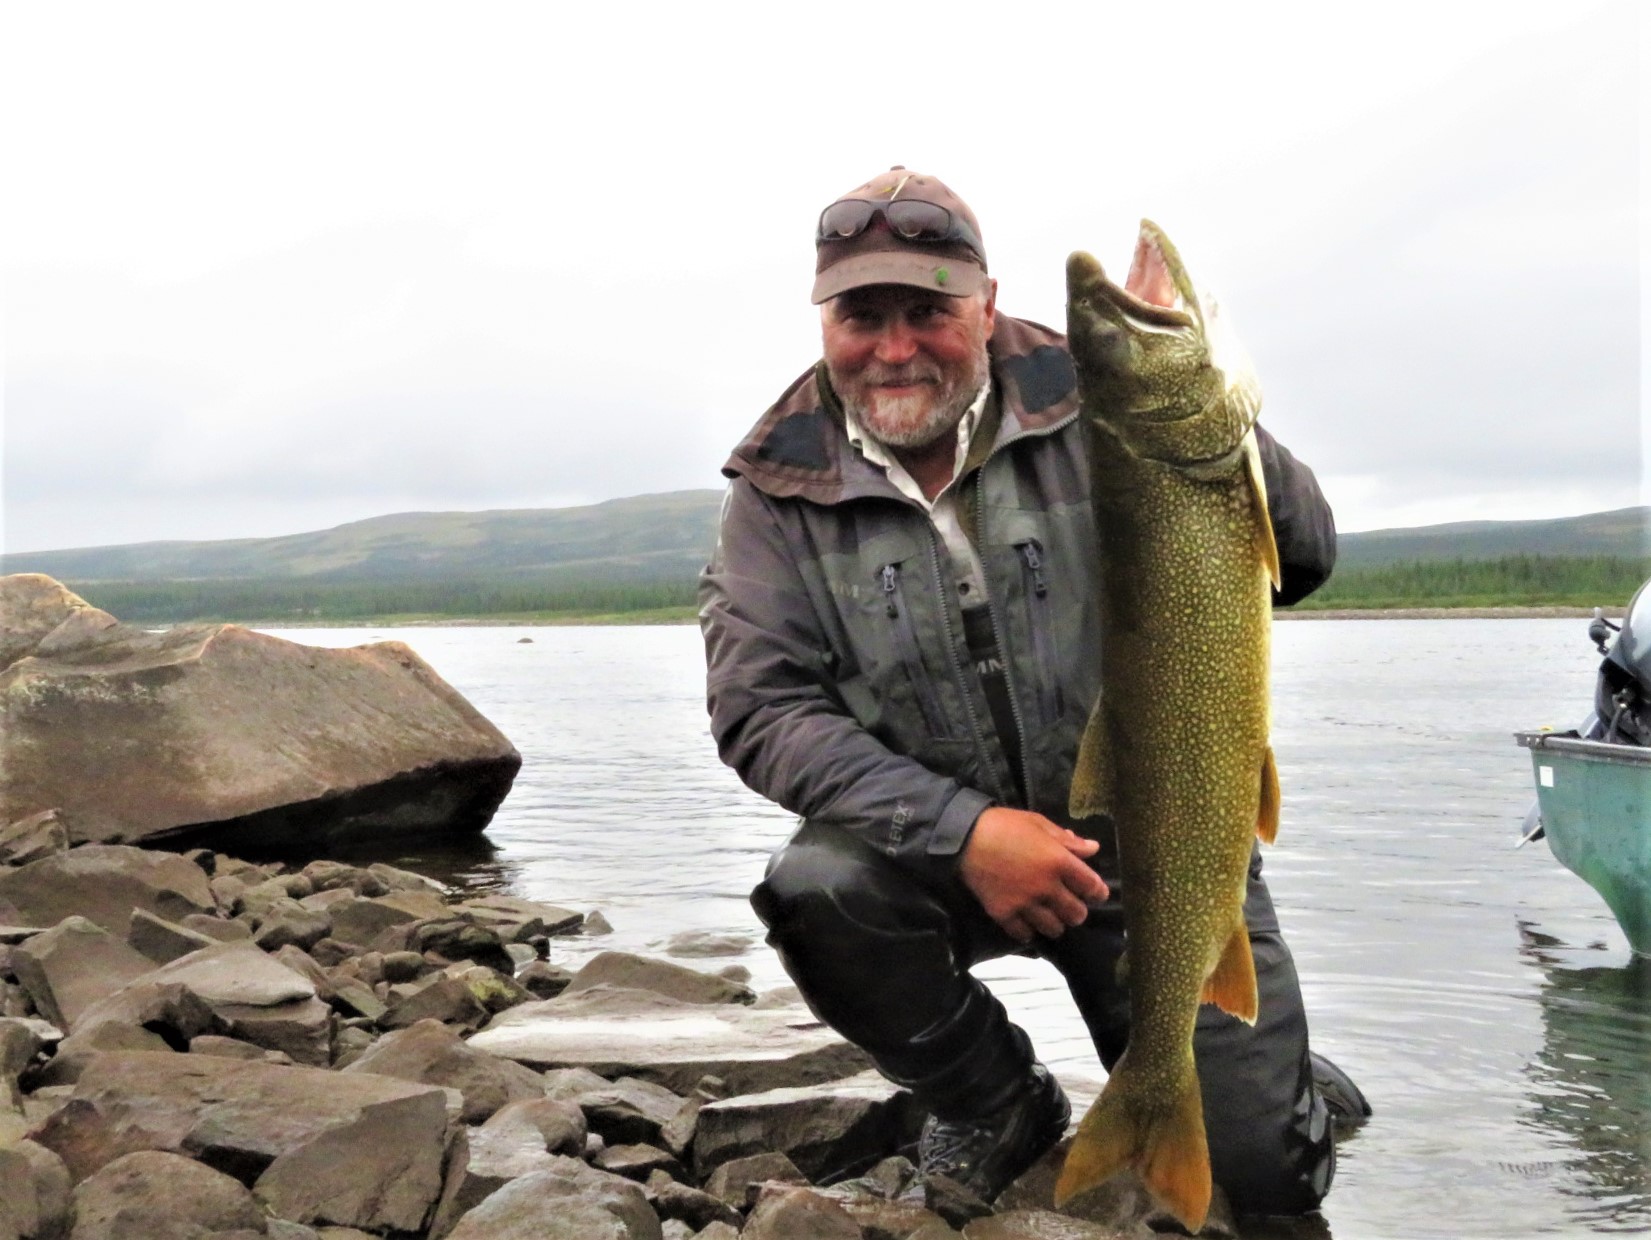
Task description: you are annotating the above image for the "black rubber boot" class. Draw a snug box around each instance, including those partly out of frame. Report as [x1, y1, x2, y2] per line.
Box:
[910, 1061, 1071, 1203]
[1310, 1051, 1371, 1134]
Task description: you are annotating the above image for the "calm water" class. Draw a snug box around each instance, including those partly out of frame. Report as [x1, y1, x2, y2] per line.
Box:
[262, 619, 1649, 1239]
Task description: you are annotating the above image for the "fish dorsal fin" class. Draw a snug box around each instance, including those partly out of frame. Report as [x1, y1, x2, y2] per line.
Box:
[1201, 922, 1259, 1024]
[1069, 697, 1114, 819]
[1257, 745, 1280, 845]
[1244, 431, 1282, 591]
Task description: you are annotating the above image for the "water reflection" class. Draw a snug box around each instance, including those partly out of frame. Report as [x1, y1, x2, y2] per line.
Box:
[1517, 921, 1651, 1227]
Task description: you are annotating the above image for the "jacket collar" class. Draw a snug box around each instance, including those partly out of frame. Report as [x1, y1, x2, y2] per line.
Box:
[722, 314, 1079, 505]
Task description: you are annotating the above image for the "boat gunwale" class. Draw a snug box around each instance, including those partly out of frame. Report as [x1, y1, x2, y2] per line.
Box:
[1514, 731, 1651, 766]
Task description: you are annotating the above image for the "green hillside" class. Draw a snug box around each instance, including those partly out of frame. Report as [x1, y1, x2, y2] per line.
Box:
[4, 495, 1646, 623]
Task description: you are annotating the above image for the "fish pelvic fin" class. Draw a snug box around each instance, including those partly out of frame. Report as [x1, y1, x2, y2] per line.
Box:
[1055, 1053, 1212, 1233]
[1257, 744, 1280, 845]
[1202, 922, 1259, 1024]
[1069, 696, 1114, 819]
[1244, 430, 1282, 591]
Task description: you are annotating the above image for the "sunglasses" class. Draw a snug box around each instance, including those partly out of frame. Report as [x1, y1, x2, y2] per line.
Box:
[817, 198, 984, 259]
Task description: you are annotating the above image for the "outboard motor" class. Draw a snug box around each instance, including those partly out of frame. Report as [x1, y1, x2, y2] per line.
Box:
[1590, 578, 1651, 745]
[1518, 576, 1651, 846]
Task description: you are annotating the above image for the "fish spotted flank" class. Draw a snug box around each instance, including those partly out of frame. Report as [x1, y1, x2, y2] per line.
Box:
[1054, 219, 1282, 1231]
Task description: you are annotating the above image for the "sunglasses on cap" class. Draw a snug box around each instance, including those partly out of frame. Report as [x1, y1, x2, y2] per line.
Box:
[816, 198, 985, 260]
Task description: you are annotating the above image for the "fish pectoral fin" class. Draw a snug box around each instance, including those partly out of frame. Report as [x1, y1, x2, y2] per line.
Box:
[1202, 923, 1259, 1024]
[1257, 745, 1280, 844]
[1057, 1059, 1212, 1232]
[1244, 431, 1282, 591]
[1069, 697, 1115, 819]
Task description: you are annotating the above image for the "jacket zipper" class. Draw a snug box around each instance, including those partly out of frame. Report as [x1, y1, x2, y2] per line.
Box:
[1018, 540, 1063, 722]
[974, 475, 1035, 808]
[880, 563, 949, 737]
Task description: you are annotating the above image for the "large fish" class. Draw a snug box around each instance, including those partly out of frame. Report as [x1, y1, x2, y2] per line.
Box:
[1054, 220, 1282, 1231]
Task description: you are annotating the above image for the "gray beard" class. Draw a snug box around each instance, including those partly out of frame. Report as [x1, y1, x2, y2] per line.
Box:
[836, 350, 989, 451]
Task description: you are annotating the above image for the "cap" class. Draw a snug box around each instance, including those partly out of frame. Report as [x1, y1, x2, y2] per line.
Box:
[811, 166, 988, 305]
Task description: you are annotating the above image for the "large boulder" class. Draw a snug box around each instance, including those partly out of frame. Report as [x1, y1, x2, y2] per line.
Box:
[0, 574, 520, 851]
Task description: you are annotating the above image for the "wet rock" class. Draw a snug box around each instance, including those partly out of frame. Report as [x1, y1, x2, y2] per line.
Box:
[0, 810, 69, 866]
[583, 910, 615, 936]
[32, 1051, 451, 1233]
[426, 1125, 562, 1239]
[471, 985, 869, 1095]
[299, 862, 389, 898]
[515, 959, 574, 999]
[694, 1070, 917, 1183]
[564, 951, 755, 1006]
[410, 920, 515, 973]
[450, 895, 583, 941]
[661, 930, 754, 959]
[126, 909, 221, 964]
[823, 1182, 949, 1240]
[0, 845, 214, 936]
[966, 1209, 1147, 1237]
[10, 917, 157, 1030]
[69, 1149, 267, 1239]
[379, 950, 429, 983]
[0, 576, 521, 852]
[441, 1158, 662, 1240]
[0, 1138, 72, 1240]
[744, 1184, 862, 1239]
[341, 1019, 545, 1123]
[701, 1151, 810, 1210]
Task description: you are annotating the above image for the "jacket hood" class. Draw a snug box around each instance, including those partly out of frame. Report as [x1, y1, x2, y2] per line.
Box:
[722, 314, 1079, 505]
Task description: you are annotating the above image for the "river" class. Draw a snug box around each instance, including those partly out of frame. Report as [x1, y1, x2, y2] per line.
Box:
[260, 617, 1648, 1239]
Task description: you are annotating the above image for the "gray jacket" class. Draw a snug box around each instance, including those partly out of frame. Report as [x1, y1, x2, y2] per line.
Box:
[699, 315, 1334, 883]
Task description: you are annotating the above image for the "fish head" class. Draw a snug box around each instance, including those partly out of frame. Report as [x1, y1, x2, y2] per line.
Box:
[1066, 220, 1261, 471]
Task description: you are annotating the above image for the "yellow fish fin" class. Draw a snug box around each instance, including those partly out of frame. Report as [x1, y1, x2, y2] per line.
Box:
[1069, 696, 1114, 819]
[1056, 1056, 1212, 1233]
[1202, 923, 1259, 1024]
[1244, 430, 1282, 591]
[1257, 744, 1280, 844]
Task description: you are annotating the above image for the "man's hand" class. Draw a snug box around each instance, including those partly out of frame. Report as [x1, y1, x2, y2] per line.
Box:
[959, 807, 1109, 943]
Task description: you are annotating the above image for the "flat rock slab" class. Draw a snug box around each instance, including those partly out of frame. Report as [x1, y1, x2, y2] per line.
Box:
[468, 985, 870, 1096]
[31, 1051, 450, 1233]
[0, 574, 520, 851]
[0, 845, 214, 936]
[694, 1070, 916, 1183]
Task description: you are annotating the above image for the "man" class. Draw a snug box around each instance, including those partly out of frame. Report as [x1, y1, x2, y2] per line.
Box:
[698, 167, 1367, 1215]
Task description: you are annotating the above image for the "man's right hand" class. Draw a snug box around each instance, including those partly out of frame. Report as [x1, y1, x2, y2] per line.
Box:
[959, 807, 1109, 943]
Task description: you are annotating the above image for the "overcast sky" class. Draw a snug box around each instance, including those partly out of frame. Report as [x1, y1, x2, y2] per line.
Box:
[2, 2, 1642, 554]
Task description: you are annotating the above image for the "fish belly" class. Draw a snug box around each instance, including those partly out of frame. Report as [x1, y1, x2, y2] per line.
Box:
[1056, 458, 1273, 1230]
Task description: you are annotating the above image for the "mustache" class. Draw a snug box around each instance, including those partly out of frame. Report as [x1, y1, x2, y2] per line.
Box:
[858, 363, 943, 387]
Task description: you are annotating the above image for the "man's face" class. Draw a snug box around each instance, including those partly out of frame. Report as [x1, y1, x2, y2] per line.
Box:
[821, 281, 997, 450]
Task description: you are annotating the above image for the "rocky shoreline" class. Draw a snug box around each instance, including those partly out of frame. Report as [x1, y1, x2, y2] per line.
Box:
[0, 825, 1251, 1240]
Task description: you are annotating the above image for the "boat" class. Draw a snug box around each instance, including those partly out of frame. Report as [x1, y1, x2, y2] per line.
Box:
[1516, 577, 1651, 957]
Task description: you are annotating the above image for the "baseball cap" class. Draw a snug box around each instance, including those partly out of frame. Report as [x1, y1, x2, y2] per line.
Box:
[811, 166, 989, 305]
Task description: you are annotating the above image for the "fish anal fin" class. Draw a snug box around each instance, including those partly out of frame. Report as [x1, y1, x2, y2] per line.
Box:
[1244, 431, 1282, 590]
[1257, 745, 1280, 845]
[1202, 923, 1259, 1024]
[1069, 697, 1114, 820]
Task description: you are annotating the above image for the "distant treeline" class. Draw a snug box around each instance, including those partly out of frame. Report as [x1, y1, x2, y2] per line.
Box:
[1292, 554, 1651, 610]
[68, 578, 701, 624]
[65, 553, 1651, 624]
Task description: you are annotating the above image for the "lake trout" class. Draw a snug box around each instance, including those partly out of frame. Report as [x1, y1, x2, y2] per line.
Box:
[1054, 220, 1282, 1231]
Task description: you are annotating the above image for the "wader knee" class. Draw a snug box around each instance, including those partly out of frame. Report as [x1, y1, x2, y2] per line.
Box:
[751, 822, 1034, 1118]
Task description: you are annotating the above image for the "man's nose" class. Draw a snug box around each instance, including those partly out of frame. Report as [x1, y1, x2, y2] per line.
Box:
[873, 321, 919, 365]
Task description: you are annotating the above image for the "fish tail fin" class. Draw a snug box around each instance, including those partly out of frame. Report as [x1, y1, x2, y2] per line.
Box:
[1069, 697, 1114, 819]
[1202, 922, 1259, 1023]
[1056, 1053, 1211, 1233]
[1257, 744, 1280, 844]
